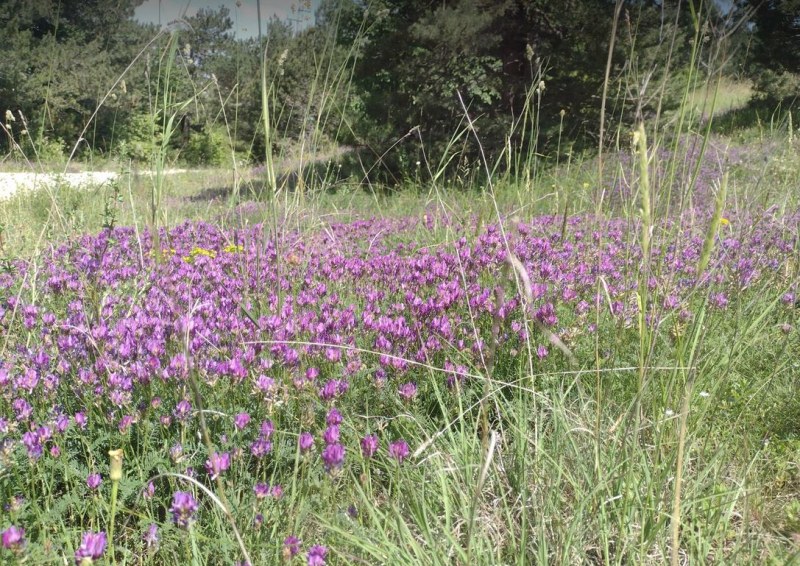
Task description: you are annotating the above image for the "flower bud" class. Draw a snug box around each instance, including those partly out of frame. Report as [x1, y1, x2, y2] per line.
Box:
[109, 449, 123, 481]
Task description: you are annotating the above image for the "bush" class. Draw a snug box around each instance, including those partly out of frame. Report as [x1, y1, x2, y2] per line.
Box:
[14, 135, 67, 165]
[114, 113, 158, 163]
[182, 125, 230, 167]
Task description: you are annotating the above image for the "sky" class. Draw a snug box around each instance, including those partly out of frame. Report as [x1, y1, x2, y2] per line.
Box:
[134, 0, 319, 38]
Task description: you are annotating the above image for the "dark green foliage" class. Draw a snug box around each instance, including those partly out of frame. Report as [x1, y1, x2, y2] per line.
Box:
[0, 0, 794, 173]
[316, 0, 710, 183]
[738, 0, 800, 75]
[0, 1, 148, 156]
[735, 0, 800, 103]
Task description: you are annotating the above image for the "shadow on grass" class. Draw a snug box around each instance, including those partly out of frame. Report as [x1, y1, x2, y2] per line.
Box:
[184, 160, 351, 203]
[711, 96, 797, 137]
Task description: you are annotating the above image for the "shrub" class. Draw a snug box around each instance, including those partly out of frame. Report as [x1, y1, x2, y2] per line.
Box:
[182, 125, 230, 167]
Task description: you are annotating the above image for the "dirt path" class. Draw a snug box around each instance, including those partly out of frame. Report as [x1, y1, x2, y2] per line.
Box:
[0, 171, 119, 200]
[0, 168, 206, 200]
[0, 147, 354, 201]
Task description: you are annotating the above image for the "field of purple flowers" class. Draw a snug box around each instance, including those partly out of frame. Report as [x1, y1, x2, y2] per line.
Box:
[1, 172, 798, 564]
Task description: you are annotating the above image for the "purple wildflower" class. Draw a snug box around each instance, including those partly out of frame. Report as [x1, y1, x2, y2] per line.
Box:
[21, 431, 42, 460]
[169, 443, 183, 462]
[173, 399, 192, 422]
[326, 408, 343, 426]
[283, 535, 301, 558]
[318, 380, 338, 401]
[323, 425, 340, 445]
[260, 420, 275, 438]
[86, 473, 102, 491]
[170, 491, 199, 528]
[307, 544, 328, 566]
[74, 531, 106, 564]
[298, 432, 314, 452]
[118, 414, 135, 433]
[709, 292, 728, 310]
[250, 438, 273, 458]
[398, 381, 417, 400]
[388, 439, 410, 463]
[253, 483, 270, 499]
[143, 523, 159, 550]
[74, 412, 87, 429]
[142, 482, 155, 500]
[360, 434, 379, 459]
[1, 526, 24, 551]
[233, 412, 251, 430]
[321, 443, 345, 471]
[205, 452, 230, 480]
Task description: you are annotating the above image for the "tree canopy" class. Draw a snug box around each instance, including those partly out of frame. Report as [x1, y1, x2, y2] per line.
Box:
[0, 0, 793, 178]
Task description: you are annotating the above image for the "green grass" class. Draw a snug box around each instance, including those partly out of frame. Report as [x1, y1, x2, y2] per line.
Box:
[2, 9, 800, 563]
[1, 124, 799, 564]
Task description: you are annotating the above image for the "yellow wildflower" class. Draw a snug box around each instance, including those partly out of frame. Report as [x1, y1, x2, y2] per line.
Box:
[223, 244, 244, 254]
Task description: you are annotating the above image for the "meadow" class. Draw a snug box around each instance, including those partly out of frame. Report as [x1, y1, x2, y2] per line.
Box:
[1, 11, 800, 566]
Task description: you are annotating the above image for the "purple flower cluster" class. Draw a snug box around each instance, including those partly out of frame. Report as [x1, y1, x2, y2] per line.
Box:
[74, 531, 106, 564]
[0, 201, 796, 558]
[170, 491, 199, 528]
[86, 473, 102, 491]
[1, 526, 24, 552]
[205, 451, 231, 480]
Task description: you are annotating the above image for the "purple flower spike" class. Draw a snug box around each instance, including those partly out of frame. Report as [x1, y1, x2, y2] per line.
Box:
[283, 535, 301, 558]
[307, 544, 328, 566]
[253, 483, 270, 499]
[321, 443, 345, 471]
[74, 412, 87, 429]
[398, 381, 417, 400]
[323, 425, 340, 445]
[205, 452, 231, 480]
[143, 481, 155, 500]
[233, 412, 251, 430]
[173, 399, 192, 422]
[299, 432, 314, 452]
[74, 531, 106, 564]
[86, 473, 102, 491]
[260, 420, 275, 439]
[360, 434, 379, 459]
[143, 523, 159, 550]
[326, 408, 343, 426]
[1, 525, 24, 551]
[170, 491, 199, 528]
[388, 439, 410, 463]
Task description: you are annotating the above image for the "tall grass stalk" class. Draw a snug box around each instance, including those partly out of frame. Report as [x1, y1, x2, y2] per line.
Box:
[697, 172, 728, 280]
[597, 0, 625, 207]
[148, 30, 197, 262]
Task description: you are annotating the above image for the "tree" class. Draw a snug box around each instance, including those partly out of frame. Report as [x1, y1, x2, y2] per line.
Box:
[318, 0, 620, 180]
[736, 0, 800, 103]
[0, 0, 147, 157]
